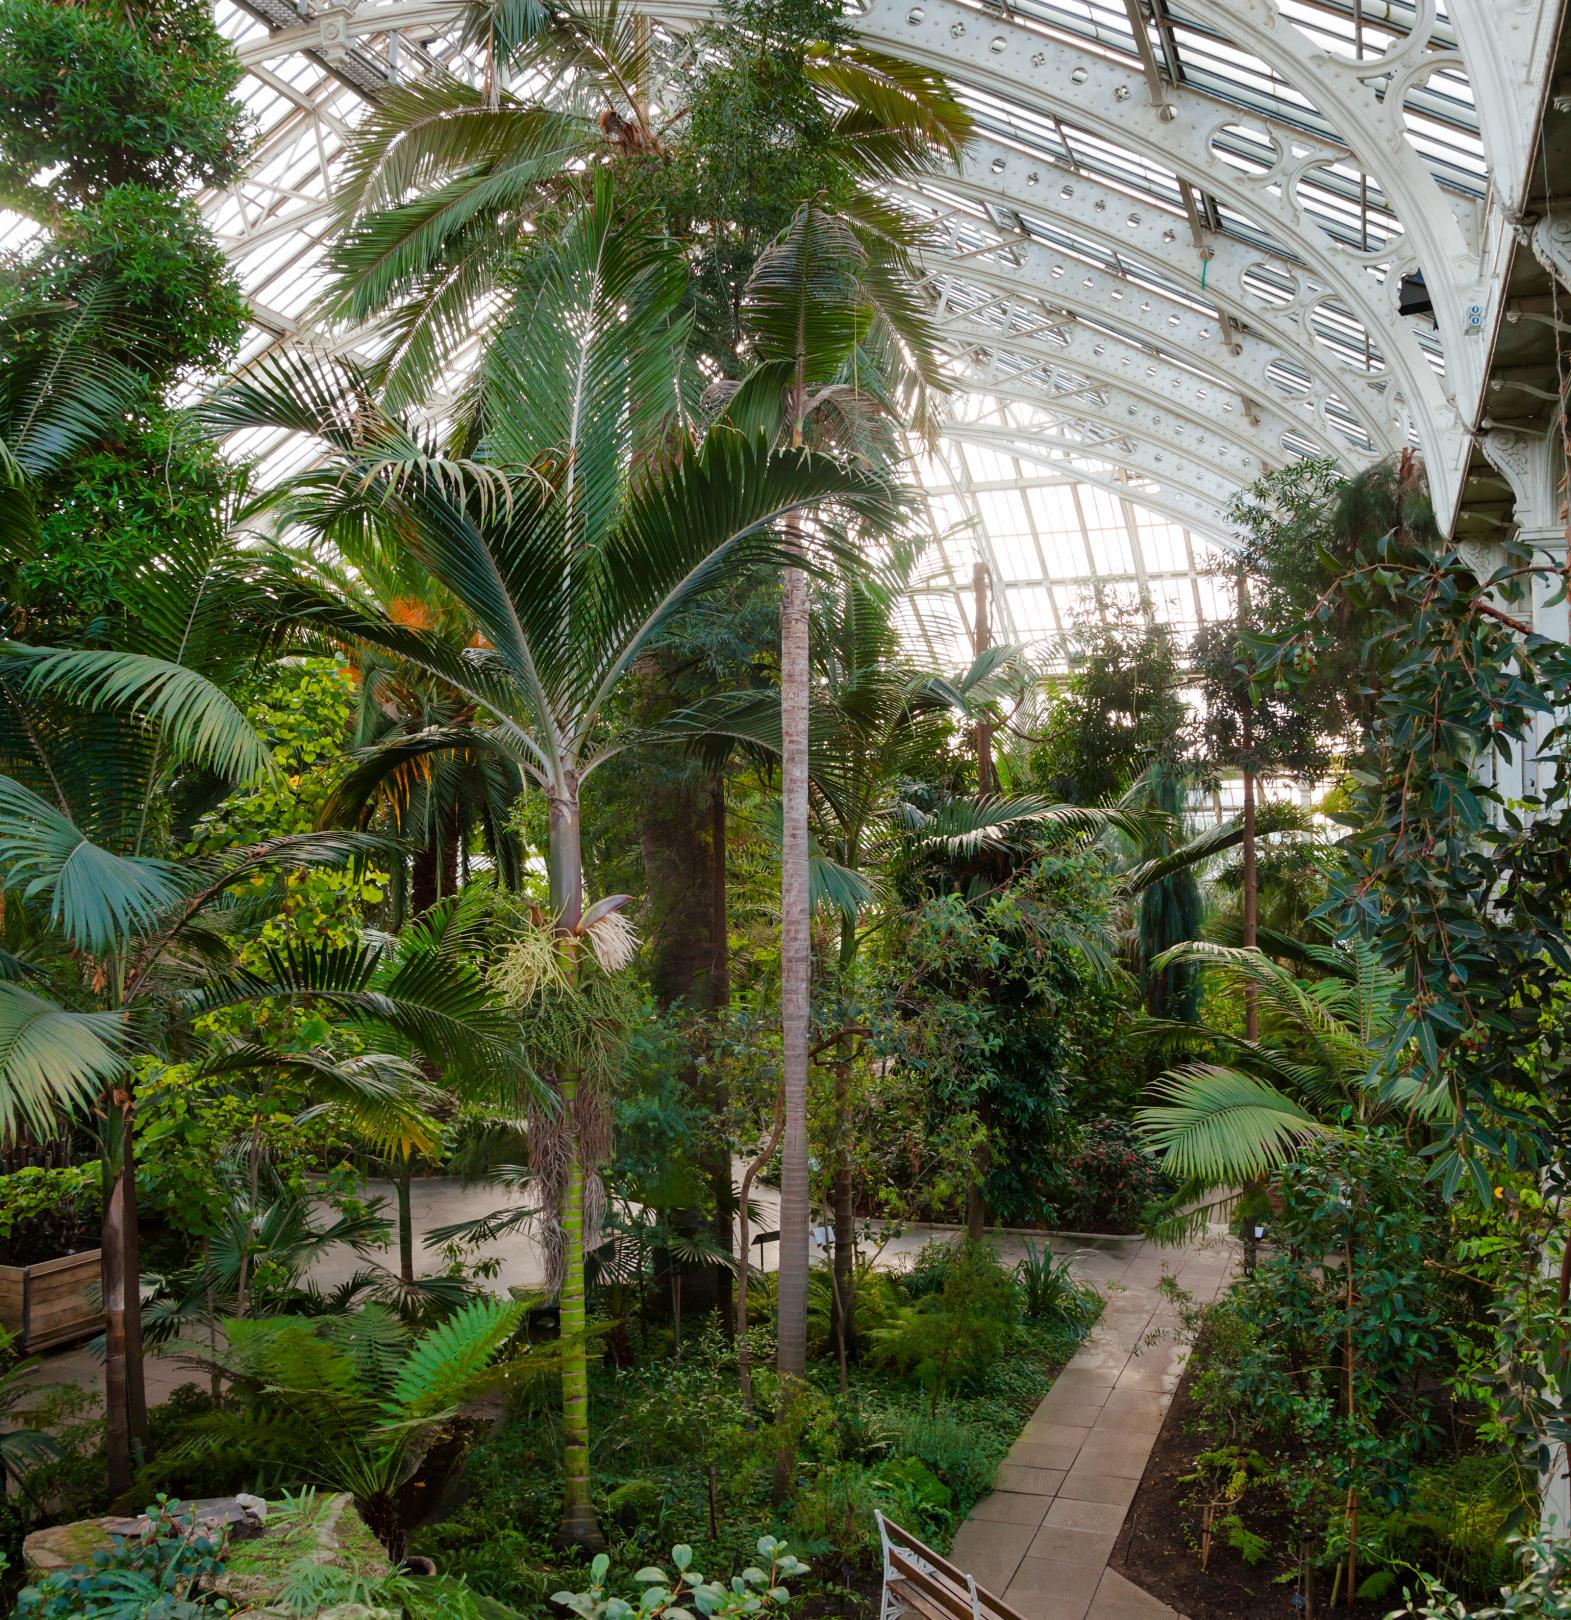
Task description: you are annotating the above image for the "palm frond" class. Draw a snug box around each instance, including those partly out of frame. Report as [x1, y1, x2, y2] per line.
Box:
[808, 43, 971, 179]
[6, 645, 273, 783]
[472, 172, 692, 547]
[382, 1295, 523, 1420]
[0, 983, 126, 1140]
[889, 792, 1164, 855]
[0, 775, 187, 955]
[1138, 1063, 1329, 1183]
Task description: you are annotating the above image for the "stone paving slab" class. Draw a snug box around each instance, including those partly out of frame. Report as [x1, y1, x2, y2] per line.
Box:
[946, 1230, 1235, 1620]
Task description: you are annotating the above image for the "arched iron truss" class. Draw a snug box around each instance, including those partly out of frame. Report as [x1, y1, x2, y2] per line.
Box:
[48, 0, 1571, 662]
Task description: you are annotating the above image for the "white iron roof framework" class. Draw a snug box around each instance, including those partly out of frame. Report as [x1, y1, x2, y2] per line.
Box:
[15, 0, 1568, 668]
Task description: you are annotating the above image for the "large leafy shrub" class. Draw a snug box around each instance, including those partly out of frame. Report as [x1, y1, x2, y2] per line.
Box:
[1388, 1534, 1571, 1620]
[0, 1166, 100, 1265]
[1177, 1131, 1492, 1595]
[1049, 1116, 1171, 1234]
[0, 0, 246, 208]
[893, 1409, 998, 1504]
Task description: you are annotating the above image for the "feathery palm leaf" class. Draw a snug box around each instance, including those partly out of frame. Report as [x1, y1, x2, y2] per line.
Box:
[4, 646, 274, 784]
[1141, 1064, 1327, 1182]
[1136, 931, 1424, 1191]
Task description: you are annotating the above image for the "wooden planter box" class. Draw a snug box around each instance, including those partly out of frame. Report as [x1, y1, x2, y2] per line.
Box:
[0, 1250, 102, 1352]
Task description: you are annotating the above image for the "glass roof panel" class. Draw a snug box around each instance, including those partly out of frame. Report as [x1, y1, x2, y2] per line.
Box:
[6, 0, 1522, 671]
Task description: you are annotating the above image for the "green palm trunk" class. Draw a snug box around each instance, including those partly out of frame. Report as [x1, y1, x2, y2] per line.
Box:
[555, 1073, 600, 1547]
[549, 792, 605, 1549]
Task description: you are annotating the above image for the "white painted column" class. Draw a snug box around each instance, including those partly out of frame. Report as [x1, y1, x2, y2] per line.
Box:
[1480, 425, 1571, 1536]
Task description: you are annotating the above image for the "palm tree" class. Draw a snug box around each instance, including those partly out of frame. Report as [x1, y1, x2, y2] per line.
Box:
[205, 180, 893, 1547]
[319, 0, 970, 409]
[1136, 933, 1447, 1201]
[321, 0, 969, 1464]
[732, 187, 965, 1452]
[682, 578, 1150, 1359]
[0, 499, 522, 1492]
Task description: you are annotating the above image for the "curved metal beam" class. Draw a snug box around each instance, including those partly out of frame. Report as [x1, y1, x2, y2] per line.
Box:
[920, 236, 1393, 456]
[845, 0, 1476, 507]
[915, 198, 1390, 459]
[233, 4, 465, 68]
[946, 404, 1241, 513]
[1197, 1, 1480, 358]
[942, 427, 1235, 544]
[923, 130, 1440, 450]
[1449, 0, 1562, 215]
[938, 310, 1369, 472]
[954, 367, 1283, 488]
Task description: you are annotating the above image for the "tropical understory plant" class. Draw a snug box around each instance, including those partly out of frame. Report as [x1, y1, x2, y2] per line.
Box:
[167, 1296, 523, 1558]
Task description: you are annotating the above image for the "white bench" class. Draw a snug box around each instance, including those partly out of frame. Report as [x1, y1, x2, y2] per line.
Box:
[876, 1512, 1032, 1620]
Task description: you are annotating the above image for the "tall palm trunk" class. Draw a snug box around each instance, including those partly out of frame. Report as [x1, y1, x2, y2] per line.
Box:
[830, 915, 858, 1369]
[831, 1054, 855, 1375]
[775, 537, 811, 1500]
[1236, 565, 1259, 1042]
[775, 356, 812, 1495]
[548, 788, 605, 1550]
[966, 562, 994, 1239]
[395, 1153, 415, 1285]
[773, 342, 817, 1502]
[556, 1072, 600, 1547]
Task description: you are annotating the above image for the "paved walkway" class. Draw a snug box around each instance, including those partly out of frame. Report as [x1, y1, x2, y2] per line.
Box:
[950, 1230, 1234, 1620]
[19, 1186, 1232, 1620]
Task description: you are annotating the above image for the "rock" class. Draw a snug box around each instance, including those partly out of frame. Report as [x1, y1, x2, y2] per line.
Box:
[21, 1516, 118, 1577]
[24, 1491, 388, 1612]
[213, 1492, 389, 1609]
[23, 1496, 267, 1576]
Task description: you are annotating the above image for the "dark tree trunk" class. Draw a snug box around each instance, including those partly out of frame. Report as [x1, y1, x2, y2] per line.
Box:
[410, 810, 462, 917]
[639, 763, 731, 1320]
[640, 769, 722, 1007]
[705, 783, 734, 1332]
[397, 1154, 415, 1285]
[831, 1060, 856, 1360]
[709, 783, 729, 1007]
[102, 1099, 148, 1497]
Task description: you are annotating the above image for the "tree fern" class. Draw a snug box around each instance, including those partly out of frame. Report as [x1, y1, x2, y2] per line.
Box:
[382, 1295, 523, 1421]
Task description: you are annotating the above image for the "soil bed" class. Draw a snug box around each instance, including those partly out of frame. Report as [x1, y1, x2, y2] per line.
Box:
[1109, 1359, 1389, 1620]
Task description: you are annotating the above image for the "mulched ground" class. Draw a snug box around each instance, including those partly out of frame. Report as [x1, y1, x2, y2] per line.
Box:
[1109, 1362, 1388, 1620]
